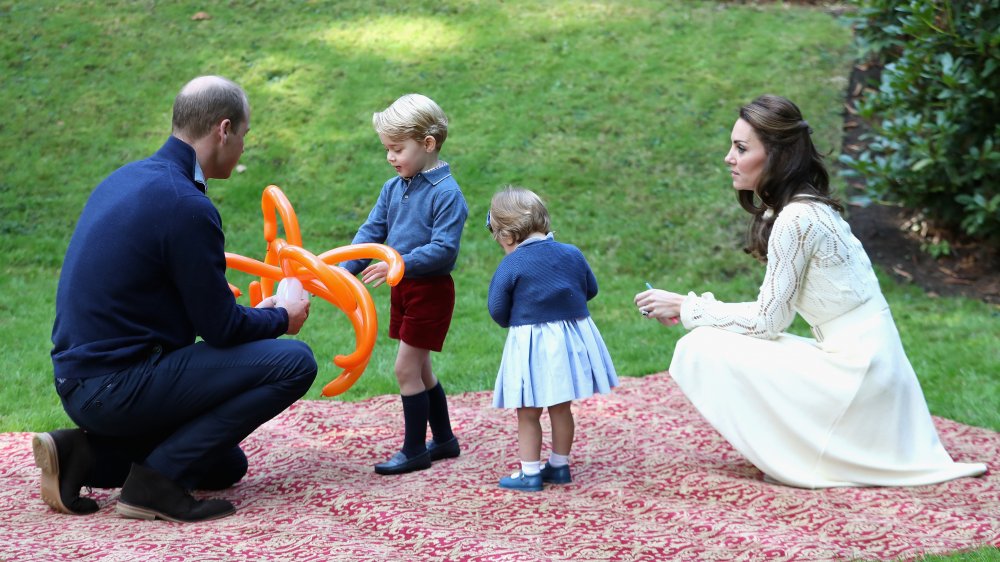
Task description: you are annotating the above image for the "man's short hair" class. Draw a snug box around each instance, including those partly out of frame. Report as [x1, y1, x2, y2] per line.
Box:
[172, 76, 249, 139]
[372, 93, 448, 149]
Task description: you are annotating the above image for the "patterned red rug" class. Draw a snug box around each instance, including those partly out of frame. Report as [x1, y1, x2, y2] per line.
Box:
[1, 374, 996, 562]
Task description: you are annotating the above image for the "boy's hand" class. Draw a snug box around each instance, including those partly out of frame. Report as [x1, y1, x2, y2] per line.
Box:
[360, 261, 389, 288]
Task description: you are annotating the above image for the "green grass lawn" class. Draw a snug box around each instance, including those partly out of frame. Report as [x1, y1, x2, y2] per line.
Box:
[1, 2, 997, 559]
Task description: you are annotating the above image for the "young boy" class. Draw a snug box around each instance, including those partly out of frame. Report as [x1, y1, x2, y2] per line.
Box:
[342, 93, 469, 475]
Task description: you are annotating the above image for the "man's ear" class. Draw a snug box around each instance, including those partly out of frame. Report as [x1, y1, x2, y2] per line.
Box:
[218, 119, 232, 144]
[422, 135, 437, 152]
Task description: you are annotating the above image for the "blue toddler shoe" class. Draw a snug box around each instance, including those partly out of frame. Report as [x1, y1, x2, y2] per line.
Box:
[539, 463, 572, 484]
[498, 471, 543, 492]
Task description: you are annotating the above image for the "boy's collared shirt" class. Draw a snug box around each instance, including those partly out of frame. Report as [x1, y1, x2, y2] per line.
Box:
[343, 162, 468, 278]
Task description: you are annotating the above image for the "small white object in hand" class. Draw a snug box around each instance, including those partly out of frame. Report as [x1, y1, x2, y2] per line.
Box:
[276, 277, 309, 304]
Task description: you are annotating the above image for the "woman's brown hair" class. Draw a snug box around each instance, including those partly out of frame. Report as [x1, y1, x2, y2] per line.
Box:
[737, 95, 842, 261]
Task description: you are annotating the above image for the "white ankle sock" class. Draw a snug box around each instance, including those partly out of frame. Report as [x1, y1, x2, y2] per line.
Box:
[520, 460, 541, 476]
[548, 453, 569, 468]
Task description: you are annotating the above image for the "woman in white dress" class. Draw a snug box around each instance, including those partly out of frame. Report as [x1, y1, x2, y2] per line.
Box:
[634, 95, 987, 488]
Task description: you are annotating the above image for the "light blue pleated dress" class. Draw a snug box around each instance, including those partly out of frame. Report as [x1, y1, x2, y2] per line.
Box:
[493, 316, 618, 408]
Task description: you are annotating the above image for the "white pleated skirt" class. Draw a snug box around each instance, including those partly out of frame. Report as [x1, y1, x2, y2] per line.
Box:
[493, 317, 618, 409]
[669, 295, 987, 489]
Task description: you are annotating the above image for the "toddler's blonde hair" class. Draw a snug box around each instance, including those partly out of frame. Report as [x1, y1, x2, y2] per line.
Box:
[373, 93, 448, 149]
[488, 186, 551, 245]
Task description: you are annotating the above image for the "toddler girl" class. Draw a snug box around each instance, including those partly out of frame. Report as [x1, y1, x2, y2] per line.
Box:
[486, 186, 618, 491]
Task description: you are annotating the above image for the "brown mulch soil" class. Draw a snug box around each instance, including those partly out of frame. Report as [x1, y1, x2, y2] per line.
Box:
[840, 61, 1000, 305]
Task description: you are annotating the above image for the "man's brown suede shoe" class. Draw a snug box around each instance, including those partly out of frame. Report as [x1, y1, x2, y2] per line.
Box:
[32, 429, 99, 515]
[116, 463, 235, 523]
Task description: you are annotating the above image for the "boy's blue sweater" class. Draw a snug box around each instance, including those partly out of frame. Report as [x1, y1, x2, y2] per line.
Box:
[342, 163, 468, 277]
[488, 237, 598, 328]
[51, 136, 288, 380]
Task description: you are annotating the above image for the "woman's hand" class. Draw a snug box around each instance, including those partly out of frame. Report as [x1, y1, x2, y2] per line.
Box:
[634, 288, 685, 326]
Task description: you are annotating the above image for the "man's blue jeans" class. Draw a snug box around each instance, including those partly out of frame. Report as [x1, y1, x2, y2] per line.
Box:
[58, 339, 317, 490]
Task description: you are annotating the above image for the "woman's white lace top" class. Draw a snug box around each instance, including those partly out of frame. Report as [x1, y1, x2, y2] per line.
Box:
[680, 199, 880, 339]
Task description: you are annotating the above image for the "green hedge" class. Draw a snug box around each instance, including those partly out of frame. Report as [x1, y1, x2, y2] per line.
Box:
[841, 0, 1000, 246]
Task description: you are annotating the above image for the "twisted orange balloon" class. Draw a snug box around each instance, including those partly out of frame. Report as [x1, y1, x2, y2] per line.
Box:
[225, 185, 404, 397]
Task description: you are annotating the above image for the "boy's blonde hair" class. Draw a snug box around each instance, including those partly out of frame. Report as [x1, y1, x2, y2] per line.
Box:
[488, 186, 551, 245]
[373, 93, 448, 149]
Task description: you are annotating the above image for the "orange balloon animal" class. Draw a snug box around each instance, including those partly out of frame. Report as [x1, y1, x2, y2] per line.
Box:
[225, 185, 403, 397]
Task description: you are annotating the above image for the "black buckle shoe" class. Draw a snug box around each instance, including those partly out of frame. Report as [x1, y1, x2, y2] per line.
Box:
[426, 437, 461, 461]
[32, 429, 99, 515]
[117, 463, 235, 523]
[374, 450, 432, 475]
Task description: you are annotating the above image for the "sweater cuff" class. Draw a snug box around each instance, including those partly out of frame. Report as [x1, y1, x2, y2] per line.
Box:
[679, 292, 698, 329]
[278, 307, 290, 334]
[680, 291, 715, 330]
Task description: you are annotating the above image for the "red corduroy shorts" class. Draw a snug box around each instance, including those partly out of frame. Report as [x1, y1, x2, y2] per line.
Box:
[389, 275, 455, 352]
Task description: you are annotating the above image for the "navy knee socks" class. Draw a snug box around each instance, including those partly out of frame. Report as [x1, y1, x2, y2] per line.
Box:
[400, 392, 429, 457]
[426, 382, 455, 443]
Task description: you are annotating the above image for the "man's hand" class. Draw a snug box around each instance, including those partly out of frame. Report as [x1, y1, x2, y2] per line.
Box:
[280, 297, 310, 335]
[255, 293, 310, 335]
[255, 295, 279, 309]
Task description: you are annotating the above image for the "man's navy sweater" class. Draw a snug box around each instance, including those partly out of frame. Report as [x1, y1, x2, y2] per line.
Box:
[51, 136, 287, 380]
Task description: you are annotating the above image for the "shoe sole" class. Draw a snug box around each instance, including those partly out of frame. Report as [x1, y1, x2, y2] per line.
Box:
[428, 449, 460, 462]
[498, 483, 543, 492]
[116, 501, 236, 523]
[373, 461, 432, 475]
[32, 433, 72, 515]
